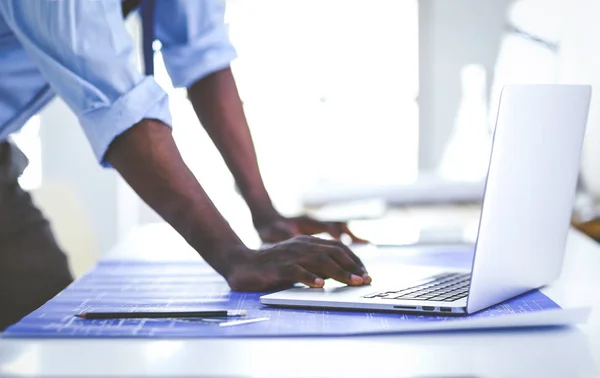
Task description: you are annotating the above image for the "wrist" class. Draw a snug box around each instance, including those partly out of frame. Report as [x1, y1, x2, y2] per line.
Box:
[180, 207, 253, 279]
[235, 185, 279, 225]
[216, 244, 256, 285]
[196, 240, 253, 280]
[251, 205, 283, 229]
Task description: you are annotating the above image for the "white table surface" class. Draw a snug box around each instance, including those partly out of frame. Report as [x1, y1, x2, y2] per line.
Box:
[1, 221, 600, 378]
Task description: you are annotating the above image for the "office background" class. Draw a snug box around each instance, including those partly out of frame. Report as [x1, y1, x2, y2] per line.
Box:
[9, 0, 600, 277]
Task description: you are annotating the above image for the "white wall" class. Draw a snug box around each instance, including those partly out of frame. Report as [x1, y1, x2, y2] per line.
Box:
[556, 0, 600, 197]
[418, 0, 514, 170]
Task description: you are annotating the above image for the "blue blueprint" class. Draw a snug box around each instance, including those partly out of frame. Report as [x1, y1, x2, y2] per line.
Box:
[3, 255, 560, 338]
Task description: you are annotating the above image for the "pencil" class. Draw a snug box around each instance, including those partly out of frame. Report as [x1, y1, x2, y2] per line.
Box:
[75, 310, 247, 319]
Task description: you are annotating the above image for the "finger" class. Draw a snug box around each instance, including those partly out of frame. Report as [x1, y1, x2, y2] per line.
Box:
[326, 241, 371, 284]
[336, 222, 370, 244]
[321, 222, 343, 240]
[306, 238, 368, 274]
[322, 244, 371, 284]
[294, 217, 363, 242]
[318, 245, 363, 276]
[291, 216, 338, 239]
[302, 254, 364, 286]
[283, 265, 325, 288]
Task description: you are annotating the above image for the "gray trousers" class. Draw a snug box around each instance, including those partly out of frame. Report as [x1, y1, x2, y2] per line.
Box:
[0, 142, 73, 331]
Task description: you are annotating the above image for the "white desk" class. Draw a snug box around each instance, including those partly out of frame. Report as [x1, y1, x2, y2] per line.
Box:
[1, 223, 599, 377]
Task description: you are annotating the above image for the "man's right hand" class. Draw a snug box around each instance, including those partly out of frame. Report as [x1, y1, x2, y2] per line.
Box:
[225, 236, 372, 292]
[107, 120, 373, 294]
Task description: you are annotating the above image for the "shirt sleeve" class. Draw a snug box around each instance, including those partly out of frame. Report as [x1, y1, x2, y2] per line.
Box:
[154, 0, 237, 88]
[0, 0, 173, 166]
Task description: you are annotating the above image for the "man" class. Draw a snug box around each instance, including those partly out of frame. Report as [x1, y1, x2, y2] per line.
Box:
[0, 0, 372, 330]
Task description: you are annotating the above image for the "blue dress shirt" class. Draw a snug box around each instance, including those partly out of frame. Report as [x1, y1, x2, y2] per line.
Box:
[0, 0, 237, 166]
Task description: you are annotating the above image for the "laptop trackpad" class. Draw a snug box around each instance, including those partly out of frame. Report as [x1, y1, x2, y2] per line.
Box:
[265, 265, 451, 301]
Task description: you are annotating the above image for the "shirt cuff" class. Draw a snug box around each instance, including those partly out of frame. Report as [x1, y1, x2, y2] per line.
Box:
[78, 76, 173, 167]
[163, 43, 237, 89]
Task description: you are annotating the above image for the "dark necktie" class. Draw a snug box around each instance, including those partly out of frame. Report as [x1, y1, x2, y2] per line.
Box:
[141, 0, 155, 76]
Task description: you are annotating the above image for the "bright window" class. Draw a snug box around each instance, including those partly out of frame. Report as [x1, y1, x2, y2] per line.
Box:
[154, 0, 420, 214]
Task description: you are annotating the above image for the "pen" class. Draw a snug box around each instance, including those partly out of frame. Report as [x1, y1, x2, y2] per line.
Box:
[75, 310, 247, 319]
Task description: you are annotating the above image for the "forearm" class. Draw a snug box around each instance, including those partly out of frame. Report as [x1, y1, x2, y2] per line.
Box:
[105, 119, 249, 277]
[187, 67, 279, 225]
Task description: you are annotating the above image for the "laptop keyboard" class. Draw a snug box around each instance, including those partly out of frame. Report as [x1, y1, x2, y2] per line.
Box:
[363, 273, 471, 302]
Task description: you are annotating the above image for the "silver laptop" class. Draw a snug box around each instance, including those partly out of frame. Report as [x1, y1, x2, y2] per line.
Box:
[261, 85, 592, 315]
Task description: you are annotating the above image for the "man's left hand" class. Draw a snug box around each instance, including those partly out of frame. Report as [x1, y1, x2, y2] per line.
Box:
[255, 215, 369, 244]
